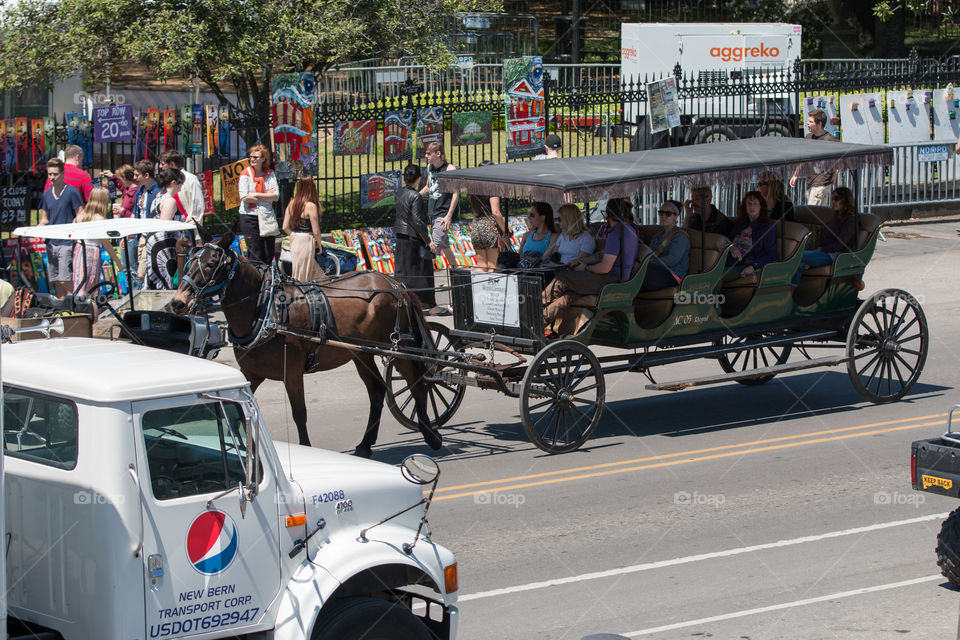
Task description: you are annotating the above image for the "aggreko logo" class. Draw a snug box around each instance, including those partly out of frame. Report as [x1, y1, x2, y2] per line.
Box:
[710, 43, 780, 62]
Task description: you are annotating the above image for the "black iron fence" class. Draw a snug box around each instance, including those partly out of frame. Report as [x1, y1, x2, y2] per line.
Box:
[5, 52, 960, 233]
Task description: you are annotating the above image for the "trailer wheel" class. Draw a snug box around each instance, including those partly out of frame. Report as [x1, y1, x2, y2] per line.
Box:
[846, 289, 928, 403]
[312, 597, 432, 640]
[521, 340, 605, 453]
[715, 334, 792, 386]
[386, 321, 466, 432]
[937, 508, 960, 588]
[695, 125, 737, 144]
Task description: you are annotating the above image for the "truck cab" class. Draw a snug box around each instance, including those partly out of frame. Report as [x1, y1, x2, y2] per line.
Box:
[3, 338, 457, 640]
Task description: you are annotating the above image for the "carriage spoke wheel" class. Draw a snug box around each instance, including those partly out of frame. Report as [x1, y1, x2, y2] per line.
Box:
[521, 340, 605, 454]
[715, 334, 792, 386]
[846, 288, 928, 404]
[386, 321, 467, 431]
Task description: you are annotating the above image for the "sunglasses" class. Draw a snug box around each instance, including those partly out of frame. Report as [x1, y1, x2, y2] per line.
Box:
[658, 210, 676, 216]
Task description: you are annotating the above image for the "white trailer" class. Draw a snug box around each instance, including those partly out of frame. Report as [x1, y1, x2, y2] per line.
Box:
[622, 23, 803, 145]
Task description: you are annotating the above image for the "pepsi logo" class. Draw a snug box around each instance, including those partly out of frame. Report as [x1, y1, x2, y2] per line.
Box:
[186, 510, 238, 575]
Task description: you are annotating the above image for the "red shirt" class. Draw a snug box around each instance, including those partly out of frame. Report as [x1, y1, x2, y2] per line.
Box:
[44, 163, 93, 203]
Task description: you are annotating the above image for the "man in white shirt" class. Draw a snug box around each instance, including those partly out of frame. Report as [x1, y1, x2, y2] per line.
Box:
[159, 150, 205, 225]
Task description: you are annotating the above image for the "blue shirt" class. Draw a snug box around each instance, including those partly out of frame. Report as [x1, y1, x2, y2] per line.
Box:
[40, 184, 83, 246]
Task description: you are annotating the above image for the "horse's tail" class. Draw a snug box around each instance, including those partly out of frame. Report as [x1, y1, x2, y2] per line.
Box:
[402, 281, 436, 351]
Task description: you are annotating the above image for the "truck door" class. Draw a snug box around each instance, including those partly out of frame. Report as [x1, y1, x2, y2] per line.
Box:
[133, 395, 281, 640]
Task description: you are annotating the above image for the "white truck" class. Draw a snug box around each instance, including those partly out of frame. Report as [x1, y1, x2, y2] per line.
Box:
[621, 23, 803, 147]
[2, 336, 458, 640]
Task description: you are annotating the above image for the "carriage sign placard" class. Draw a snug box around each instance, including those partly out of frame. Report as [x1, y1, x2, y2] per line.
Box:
[471, 272, 520, 328]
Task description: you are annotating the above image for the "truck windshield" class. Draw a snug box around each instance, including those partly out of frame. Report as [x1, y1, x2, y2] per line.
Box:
[142, 402, 254, 501]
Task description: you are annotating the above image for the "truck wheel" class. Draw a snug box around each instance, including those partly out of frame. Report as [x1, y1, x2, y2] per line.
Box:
[753, 123, 791, 138]
[936, 508, 960, 587]
[312, 597, 432, 640]
[695, 125, 737, 144]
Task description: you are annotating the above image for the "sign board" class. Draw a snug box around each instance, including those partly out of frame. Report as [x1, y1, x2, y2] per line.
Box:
[463, 15, 490, 29]
[647, 77, 681, 133]
[455, 56, 475, 70]
[219, 158, 249, 210]
[93, 104, 134, 143]
[918, 144, 950, 163]
[0, 185, 29, 225]
[471, 271, 520, 328]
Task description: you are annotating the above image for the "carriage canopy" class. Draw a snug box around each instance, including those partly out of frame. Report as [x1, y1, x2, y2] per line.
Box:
[437, 137, 893, 204]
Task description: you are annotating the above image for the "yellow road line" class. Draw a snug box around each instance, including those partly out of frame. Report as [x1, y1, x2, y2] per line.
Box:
[433, 417, 944, 501]
[436, 413, 946, 494]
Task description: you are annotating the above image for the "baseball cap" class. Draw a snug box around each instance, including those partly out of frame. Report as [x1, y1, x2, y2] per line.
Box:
[544, 134, 562, 150]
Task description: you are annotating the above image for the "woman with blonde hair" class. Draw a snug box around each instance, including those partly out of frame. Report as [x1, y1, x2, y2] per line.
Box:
[72, 186, 122, 295]
[283, 177, 324, 281]
[552, 204, 595, 266]
[238, 144, 279, 264]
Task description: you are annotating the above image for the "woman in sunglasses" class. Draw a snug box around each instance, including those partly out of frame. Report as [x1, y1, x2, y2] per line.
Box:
[640, 200, 690, 291]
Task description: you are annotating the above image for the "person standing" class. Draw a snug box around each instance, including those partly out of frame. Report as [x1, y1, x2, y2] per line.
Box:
[282, 177, 324, 282]
[467, 160, 507, 273]
[143, 168, 187, 290]
[395, 165, 438, 312]
[420, 141, 459, 268]
[102, 164, 138, 218]
[71, 187, 123, 296]
[238, 145, 280, 265]
[789, 109, 839, 205]
[39, 158, 84, 297]
[44, 145, 93, 204]
[159, 150, 205, 225]
[128, 160, 161, 290]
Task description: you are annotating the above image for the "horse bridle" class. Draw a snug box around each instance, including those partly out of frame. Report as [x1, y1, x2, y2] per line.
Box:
[180, 242, 240, 310]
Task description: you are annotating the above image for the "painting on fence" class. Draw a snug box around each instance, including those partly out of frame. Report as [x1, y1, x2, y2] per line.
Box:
[30, 119, 45, 173]
[163, 109, 177, 151]
[13, 119, 27, 174]
[205, 105, 219, 158]
[218, 105, 231, 158]
[272, 72, 317, 178]
[360, 170, 401, 208]
[384, 110, 413, 162]
[180, 105, 192, 155]
[3, 121, 15, 173]
[452, 111, 493, 146]
[146, 108, 161, 159]
[503, 56, 545, 159]
[333, 119, 377, 156]
[191, 104, 204, 155]
[134, 111, 148, 160]
[66, 113, 93, 167]
[416, 107, 444, 158]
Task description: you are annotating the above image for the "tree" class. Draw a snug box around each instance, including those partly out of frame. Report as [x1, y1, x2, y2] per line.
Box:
[0, 0, 501, 124]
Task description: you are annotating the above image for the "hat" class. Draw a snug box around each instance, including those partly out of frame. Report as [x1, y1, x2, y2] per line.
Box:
[544, 134, 562, 150]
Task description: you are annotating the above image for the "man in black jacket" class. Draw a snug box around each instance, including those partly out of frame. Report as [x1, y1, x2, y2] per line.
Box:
[395, 165, 438, 311]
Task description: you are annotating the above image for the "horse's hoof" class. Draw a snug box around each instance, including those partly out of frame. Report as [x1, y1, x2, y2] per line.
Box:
[422, 428, 443, 451]
[354, 446, 373, 459]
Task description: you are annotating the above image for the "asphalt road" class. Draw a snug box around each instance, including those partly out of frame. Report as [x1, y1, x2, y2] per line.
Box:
[233, 216, 960, 639]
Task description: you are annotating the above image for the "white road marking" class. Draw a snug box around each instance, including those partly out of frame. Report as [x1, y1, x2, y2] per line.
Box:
[459, 512, 949, 602]
[622, 575, 944, 636]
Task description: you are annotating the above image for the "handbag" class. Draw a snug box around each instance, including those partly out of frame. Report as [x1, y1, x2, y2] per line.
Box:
[258, 207, 280, 237]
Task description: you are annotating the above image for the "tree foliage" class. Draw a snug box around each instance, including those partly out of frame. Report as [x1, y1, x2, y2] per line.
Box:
[0, 0, 501, 117]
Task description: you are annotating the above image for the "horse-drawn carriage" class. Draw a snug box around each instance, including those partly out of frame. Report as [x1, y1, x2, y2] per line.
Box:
[171, 137, 927, 457]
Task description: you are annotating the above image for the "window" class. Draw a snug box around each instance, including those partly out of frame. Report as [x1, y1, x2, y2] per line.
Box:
[142, 402, 256, 501]
[3, 387, 79, 469]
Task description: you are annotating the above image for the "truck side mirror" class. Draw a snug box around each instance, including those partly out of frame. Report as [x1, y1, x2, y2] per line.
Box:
[401, 454, 440, 485]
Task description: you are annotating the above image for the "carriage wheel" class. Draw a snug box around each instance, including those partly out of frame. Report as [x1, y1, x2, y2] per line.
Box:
[846, 289, 928, 404]
[385, 321, 466, 432]
[520, 340, 605, 454]
[715, 334, 793, 386]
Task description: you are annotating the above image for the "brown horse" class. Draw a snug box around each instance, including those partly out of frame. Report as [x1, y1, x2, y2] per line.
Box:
[169, 229, 441, 458]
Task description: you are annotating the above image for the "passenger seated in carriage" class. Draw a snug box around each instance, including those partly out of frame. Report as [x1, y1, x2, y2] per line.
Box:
[542, 198, 639, 337]
[497, 202, 557, 270]
[723, 190, 778, 281]
[684, 186, 733, 236]
[791, 186, 858, 286]
[640, 200, 690, 291]
[545, 204, 595, 267]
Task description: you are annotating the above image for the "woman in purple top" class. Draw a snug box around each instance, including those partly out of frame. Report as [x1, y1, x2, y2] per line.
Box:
[543, 198, 639, 337]
[725, 190, 777, 281]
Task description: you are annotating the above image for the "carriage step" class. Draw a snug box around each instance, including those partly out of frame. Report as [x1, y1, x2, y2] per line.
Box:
[646, 355, 849, 391]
